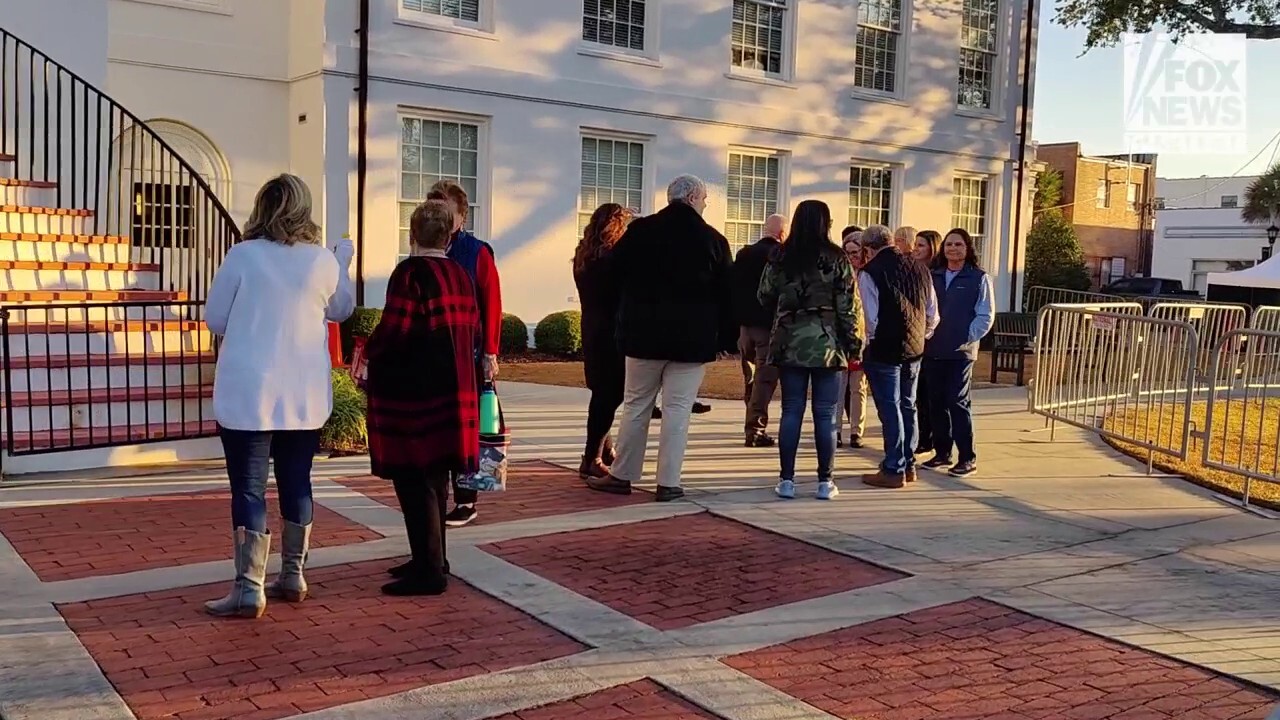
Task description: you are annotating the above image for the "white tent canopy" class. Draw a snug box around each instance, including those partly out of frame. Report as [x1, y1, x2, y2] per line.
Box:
[1207, 252, 1280, 289]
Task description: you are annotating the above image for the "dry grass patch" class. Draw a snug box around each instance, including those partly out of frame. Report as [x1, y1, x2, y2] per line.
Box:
[1105, 398, 1280, 508]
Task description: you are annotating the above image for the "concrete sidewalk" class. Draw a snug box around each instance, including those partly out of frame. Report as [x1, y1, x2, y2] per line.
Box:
[1, 382, 1278, 720]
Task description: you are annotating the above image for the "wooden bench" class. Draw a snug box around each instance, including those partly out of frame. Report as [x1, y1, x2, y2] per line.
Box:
[990, 312, 1036, 386]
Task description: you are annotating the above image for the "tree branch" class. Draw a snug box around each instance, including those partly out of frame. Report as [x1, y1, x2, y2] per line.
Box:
[1158, 0, 1280, 38]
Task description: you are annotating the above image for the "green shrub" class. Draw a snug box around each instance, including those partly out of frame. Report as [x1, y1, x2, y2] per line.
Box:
[500, 313, 529, 356]
[340, 306, 383, 362]
[534, 310, 582, 356]
[320, 369, 367, 453]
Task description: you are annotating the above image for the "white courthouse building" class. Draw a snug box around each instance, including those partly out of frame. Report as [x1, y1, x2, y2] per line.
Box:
[0, 0, 1038, 472]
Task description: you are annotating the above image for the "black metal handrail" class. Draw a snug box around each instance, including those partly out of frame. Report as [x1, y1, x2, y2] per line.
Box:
[0, 26, 241, 305]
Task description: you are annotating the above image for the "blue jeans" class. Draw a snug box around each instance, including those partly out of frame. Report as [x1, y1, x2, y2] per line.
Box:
[778, 367, 841, 482]
[221, 429, 320, 532]
[925, 358, 976, 463]
[863, 360, 921, 475]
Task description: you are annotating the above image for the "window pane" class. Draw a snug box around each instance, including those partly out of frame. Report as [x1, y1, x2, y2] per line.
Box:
[583, 0, 647, 51]
[399, 116, 482, 234]
[951, 176, 989, 257]
[579, 136, 647, 236]
[731, 0, 789, 75]
[725, 151, 784, 251]
[957, 0, 998, 108]
[849, 164, 893, 227]
[403, 0, 479, 22]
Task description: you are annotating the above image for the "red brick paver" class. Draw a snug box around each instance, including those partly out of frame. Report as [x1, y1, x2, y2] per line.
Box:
[725, 598, 1280, 719]
[336, 460, 647, 525]
[488, 679, 718, 719]
[0, 490, 381, 582]
[483, 512, 906, 630]
[59, 558, 586, 720]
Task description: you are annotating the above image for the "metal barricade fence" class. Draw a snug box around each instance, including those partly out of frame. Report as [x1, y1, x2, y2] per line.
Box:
[1200, 330, 1280, 507]
[1023, 286, 1124, 314]
[1147, 302, 1249, 379]
[1030, 304, 1199, 469]
[1252, 306, 1280, 333]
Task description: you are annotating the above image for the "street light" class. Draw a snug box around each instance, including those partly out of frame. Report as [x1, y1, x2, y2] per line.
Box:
[1265, 225, 1279, 261]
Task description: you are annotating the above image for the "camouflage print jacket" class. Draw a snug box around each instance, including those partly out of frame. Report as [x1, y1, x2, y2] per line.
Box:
[758, 251, 863, 369]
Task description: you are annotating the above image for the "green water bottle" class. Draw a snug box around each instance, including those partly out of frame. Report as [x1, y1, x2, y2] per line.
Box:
[479, 384, 500, 435]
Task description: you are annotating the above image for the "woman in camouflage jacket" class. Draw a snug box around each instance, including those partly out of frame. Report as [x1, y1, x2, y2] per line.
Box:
[758, 200, 863, 501]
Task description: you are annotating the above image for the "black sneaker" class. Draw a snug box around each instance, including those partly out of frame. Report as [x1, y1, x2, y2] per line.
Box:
[921, 455, 953, 470]
[692, 402, 712, 414]
[445, 505, 477, 527]
[949, 460, 978, 477]
[745, 434, 775, 448]
[381, 575, 448, 597]
[655, 486, 686, 502]
[388, 559, 450, 578]
[849, 436, 866, 449]
[651, 406, 663, 419]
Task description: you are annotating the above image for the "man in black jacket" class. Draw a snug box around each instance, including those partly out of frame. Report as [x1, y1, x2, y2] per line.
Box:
[857, 225, 939, 489]
[733, 214, 786, 447]
[586, 175, 737, 502]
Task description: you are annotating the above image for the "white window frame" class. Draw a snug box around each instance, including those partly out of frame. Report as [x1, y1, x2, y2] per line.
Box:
[579, 0, 661, 63]
[725, 147, 789, 251]
[956, 0, 1003, 114]
[728, 0, 798, 84]
[852, 0, 909, 98]
[577, 130, 654, 238]
[397, 0, 495, 37]
[951, 173, 992, 264]
[848, 161, 899, 229]
[1095, 179, 1110, 209]
[1126, 183, 1139, 212]
[396, 109, 491, 262]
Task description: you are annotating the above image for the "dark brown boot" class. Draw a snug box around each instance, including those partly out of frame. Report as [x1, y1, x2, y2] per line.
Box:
[862, 470, 906, 489]
[586, 474, 633, 495]
[578, 456, 610, 480]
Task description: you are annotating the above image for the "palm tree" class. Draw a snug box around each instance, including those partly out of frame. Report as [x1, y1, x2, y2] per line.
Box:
[1241, 161, 1280, 225]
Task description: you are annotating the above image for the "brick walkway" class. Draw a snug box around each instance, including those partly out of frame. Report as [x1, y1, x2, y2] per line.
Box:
[3, 384, 1280, 720]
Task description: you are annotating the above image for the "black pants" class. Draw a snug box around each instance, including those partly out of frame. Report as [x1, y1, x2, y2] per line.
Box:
[393, 472, 449, 578]
[916, 370, 933, 450]
[583, 351, 625, 459]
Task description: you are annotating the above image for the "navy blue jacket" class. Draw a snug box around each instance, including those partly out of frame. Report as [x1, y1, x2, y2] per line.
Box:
[926, 265, 984, 361]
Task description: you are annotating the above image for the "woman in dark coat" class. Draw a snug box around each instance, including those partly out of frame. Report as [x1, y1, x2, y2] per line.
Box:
[365, 199, 479, 597]
[911, 230, 944, 455]
[573, 203, 633, 479]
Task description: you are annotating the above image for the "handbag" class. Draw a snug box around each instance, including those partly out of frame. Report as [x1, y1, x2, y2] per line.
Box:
[349, 336, 369, 390]
[456, 383, 510, 492]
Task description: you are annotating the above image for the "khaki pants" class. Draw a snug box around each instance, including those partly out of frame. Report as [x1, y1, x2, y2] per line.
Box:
[612, 358, 706, 488]
[738, 326, 779, 439]
[840, 368, 868, 440]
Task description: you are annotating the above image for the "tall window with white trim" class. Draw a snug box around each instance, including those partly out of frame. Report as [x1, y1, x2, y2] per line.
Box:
[848, 165, 893, 228]
[398, 115, 482, 258]
[957, 0, 998, 109]
[579, 135, 645, 236]
[731, 0, 788, 75]
[726, 151, 781, 250]
[402, 0, 480, 23]
[582, 0, 647, 52]
[951, 175, 990, 256]
[854, 0, 903, 94]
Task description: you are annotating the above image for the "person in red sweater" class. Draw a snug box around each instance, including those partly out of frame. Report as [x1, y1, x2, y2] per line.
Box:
[426, 180, 502, 528]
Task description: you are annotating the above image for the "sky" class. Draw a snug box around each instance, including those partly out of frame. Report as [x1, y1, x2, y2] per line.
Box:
[1032, 11, 1280, 180]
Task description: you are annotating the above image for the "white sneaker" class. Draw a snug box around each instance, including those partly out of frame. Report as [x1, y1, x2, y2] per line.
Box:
[816, 481, 840, 500]
[775, 479, 796, 499]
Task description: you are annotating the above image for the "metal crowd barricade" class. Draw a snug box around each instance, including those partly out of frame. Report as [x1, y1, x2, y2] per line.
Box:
[1029, 304, 1199, 470]
[1023, 286, 1125, 314]
[1200, 329, 1280, 507]
[1252, 306, 1280, 333]
[1147, 302, 1249, 379]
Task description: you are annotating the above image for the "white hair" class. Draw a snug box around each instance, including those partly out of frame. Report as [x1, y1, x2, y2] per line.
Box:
[861, 224, 893, 250]
[667, 174, 707, 205]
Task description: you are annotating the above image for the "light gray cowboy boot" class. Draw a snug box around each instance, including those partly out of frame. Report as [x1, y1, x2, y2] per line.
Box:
[265, 520, 312, 602]
[204, 527, 270, 619]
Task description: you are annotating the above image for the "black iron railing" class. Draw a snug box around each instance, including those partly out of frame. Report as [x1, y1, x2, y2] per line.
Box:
[0, 301, 216, 456]
[0, 27, 240, 303]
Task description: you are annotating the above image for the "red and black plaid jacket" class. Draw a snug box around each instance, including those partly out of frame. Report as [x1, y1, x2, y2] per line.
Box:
[365, 255, 479, 478]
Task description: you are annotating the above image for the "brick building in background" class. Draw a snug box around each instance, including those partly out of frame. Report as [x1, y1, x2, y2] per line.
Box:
[1037, 142, 1157, 289]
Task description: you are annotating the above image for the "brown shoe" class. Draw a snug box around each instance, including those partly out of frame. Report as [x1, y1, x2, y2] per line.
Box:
[586, 474, 633, 495]
[578, 456, 610, 480]
[906, 468, 918, 484]
[862, 470, 906, 489]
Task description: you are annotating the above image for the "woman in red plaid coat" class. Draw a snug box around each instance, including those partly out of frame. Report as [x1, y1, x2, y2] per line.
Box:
[365, 199, 479, 597]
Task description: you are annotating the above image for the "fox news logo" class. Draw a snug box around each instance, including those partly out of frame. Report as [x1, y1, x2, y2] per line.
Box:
[1123, 33, 1246, 154]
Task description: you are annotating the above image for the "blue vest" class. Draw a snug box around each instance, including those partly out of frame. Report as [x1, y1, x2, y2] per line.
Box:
[446, 230, 494, 357]
[926, 265, 984, 360]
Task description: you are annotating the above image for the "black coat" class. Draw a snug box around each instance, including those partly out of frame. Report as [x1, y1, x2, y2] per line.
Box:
[574, 252, 623, 390]
[611, 202, 737, 363]
[733, 236, 781, 330]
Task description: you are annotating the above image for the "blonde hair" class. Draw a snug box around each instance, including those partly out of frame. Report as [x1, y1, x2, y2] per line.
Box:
[243, 174, 321, 246]
[410, 200, 455, 250]
[426, 179, 469, 222]
[894, 225, 918, 248]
